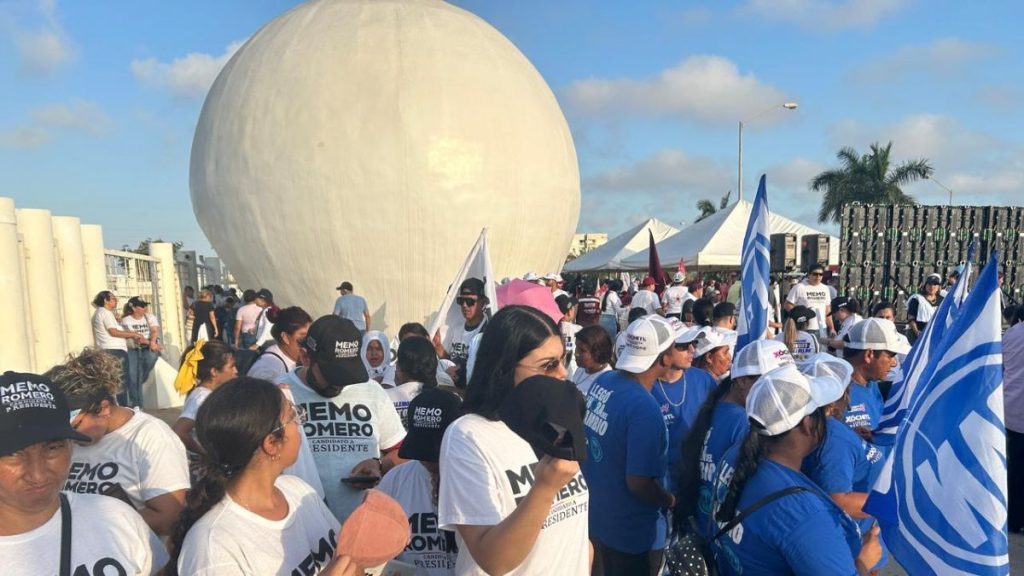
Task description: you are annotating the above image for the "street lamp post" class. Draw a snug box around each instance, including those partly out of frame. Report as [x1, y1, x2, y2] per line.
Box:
[738, 102, 798, 201]
[926, 176, 954, 206]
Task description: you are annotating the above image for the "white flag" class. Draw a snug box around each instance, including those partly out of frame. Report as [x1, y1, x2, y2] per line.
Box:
[428, 229, 499, 341]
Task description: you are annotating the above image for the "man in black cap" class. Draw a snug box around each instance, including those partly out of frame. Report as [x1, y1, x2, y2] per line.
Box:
[0, 371, 166, 573]
[333, 281, 371, 333]
[437, 278, 489, 386]
[277, 315, 406, 523]
[377, 388, 463, 573]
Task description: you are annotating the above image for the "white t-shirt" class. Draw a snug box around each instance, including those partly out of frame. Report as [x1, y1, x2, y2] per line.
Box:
[177, 475, 340, 576]
[907, 293, 937, 323]
[177, 386, 213, 451]
[248, 343, 297, 382]
[92, 307, 127, 351]
[630, 289, 660, 315]
[386, 381, 425, 428]
[438, 414, 590, 576]
[443, 320, 486, 366]
[66, 409, 190, 510]
[601, 291, 622, 317]
[785, 282, 831, 331]
[835, 313, 863, 345]
[661, 285, 690, 315]
[281, 370, 406, 522]
[571, 365, 611, 396]
[1, 492, 167, 576]
[379, 462, 458, 576]
[775, 331, 821, 364]
[121, 313, 159, 341]
[254, 309, 274, 347]
[560, 322, 583, 375]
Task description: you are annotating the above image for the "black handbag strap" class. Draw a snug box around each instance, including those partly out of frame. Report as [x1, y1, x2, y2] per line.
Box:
[59, 493, 72, 576]
[713, 486, 808, 541]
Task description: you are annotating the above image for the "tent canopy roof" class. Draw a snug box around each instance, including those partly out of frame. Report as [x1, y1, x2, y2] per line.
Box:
[621, 200, 839, 269]
[563, 218, 679, 272]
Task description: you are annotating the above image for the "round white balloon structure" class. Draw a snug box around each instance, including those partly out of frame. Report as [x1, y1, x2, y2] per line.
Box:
[191, 0, 580, 332]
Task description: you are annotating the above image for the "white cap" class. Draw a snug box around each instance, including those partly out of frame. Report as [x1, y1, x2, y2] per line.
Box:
[664, 316, 705, 345]
[731, 340, 795, 379]
[542, 272, 559, 281]
[523, 272, 539, 282]
[797, 353, 854, 387]
[673, 271, 686, 283]
[746, 364, 847, 436]
[844, 318, 912, 355]
[615, 316, 676, 373]
[694, 328, 737, 358]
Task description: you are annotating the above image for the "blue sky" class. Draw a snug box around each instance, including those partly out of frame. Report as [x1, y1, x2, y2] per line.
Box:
[2, 0, 1021, 254]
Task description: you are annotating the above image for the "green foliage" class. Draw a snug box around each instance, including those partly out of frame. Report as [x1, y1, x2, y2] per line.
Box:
[811, 141, 933, 224]
[127, 238, 184, 255]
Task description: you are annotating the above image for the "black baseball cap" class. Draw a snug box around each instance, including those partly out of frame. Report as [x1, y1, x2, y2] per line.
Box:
[498, 375, 587, 462]
[127, 296, 149, 308]
[398, 388, 463, 462]
[0, 371, 89, 456]
[555, 294, 578, 315]
[788, 305, 815, 324]
[831, 296, 850, 311]
[256, 288, 274, 302]
[302, 315, 368, 392]
[713, 302, 737, 319]
[458, 278, 485, 297]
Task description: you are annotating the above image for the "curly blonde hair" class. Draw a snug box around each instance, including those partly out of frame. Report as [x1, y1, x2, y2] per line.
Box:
[46, 347, 123, 399]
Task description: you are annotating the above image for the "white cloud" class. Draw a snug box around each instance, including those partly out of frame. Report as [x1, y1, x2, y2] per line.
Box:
[6, 0, 76, 76]
[827, 114, 1023, 207]
[131, 41, 245, 100]
[0, 99, 111, 149]
[827, 114, 999, 167]
[31, 99, 111, 135]
[852, 38, 1001, 83]
[563, 55, 791, 124]
[0, 126, 50, 149]
[737, 0, 910, 32]
[585, 149, 732, 194]
[974, 85, 1021, 111]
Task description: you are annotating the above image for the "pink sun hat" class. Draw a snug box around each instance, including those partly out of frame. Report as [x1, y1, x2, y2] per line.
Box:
[496, 279, 563, 323]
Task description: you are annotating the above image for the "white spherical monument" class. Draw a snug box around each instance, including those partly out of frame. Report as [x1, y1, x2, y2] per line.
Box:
[191, 0, 580, 331]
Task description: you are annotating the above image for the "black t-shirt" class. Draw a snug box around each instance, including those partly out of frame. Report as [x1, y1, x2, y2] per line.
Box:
[190, 301, 216, 342]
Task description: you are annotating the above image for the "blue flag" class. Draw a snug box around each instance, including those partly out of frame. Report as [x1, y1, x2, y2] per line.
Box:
[864, 252, 1008, 575]
[874, 241, 976, 444]
[736, 174, 770, 350]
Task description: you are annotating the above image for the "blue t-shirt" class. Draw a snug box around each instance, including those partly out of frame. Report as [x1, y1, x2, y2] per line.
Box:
[582, 371, 669, 553]
[651, 369, 718, 491]
[844, 380, 884, 432]
[803, 417, 888, 569]
[712, 456, 862, 576]
[694, 402, 749, 535]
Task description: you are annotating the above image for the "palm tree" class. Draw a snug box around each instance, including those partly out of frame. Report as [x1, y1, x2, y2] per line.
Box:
[695, 190, 732, 222]
[811, 141, 933, 224]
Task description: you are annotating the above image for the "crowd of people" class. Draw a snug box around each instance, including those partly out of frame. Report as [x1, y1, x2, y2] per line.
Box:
[3, 266, 1021, 575]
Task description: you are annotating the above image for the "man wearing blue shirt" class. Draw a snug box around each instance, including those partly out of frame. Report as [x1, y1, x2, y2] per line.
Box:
[583, 316, 697, 575]
[840, 319, 910, 441]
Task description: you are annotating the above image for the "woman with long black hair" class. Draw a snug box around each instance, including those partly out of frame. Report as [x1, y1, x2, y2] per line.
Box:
[706, 365, 882, 575]
[438, 305, 591, 575]
[169, 377, 357, 576]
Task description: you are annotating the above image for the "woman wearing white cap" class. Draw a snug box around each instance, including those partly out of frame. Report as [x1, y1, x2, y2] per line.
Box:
[798, 354, 889, 572]
[707, 365, 882, 575]
[689, 329, 736, 384]
[672, 340, 795, 541]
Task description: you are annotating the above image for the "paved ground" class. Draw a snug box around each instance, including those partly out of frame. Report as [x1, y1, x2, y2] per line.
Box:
[153, 407, 1023, 572]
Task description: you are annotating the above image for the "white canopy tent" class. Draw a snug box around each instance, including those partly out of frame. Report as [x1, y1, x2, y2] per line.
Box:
[564, 218, 679, 272]
[621, 200, 839, 270]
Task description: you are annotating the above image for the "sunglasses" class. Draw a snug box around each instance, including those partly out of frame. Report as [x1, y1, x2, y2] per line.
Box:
[809, 272, 824, 277]
[517, 357, 563, 375]
[456, 296, 479, 307]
